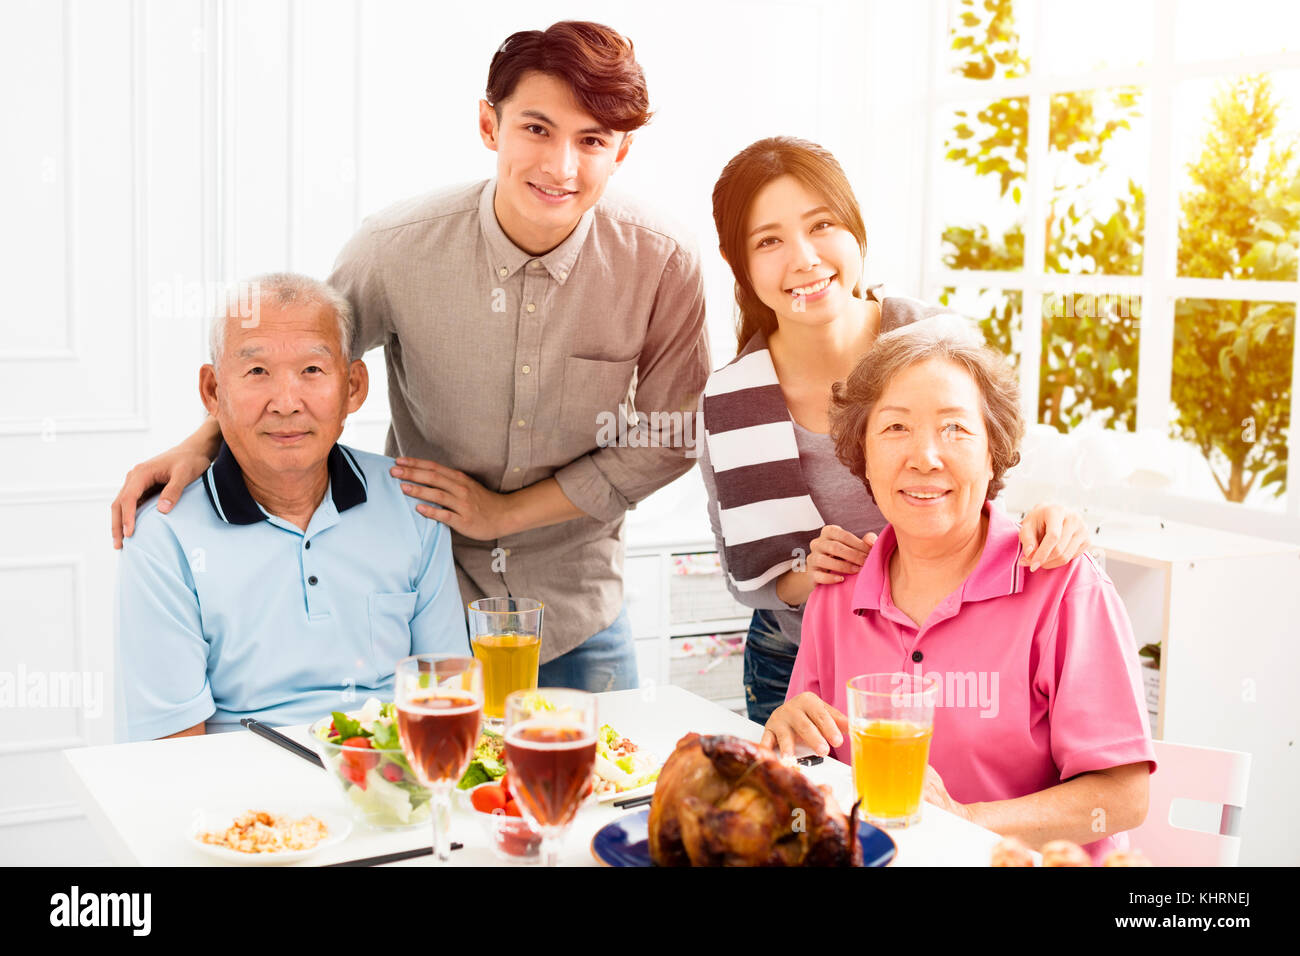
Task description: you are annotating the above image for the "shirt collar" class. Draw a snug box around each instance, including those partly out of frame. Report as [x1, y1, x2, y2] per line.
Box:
[851, 501, 1024, 614]
[201, 441, 368, 526]
[477, 178, 593, 285]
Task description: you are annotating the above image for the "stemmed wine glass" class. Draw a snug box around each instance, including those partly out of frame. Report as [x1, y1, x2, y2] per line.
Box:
[394, 655, 483, 863]
[502, 688, 597, 867]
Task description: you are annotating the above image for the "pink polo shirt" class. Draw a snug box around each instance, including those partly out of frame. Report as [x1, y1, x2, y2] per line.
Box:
[791, 501, 1156, 864]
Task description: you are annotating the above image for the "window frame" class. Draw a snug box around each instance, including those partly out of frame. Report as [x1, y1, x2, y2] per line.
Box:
[920, 0, 1300, 540]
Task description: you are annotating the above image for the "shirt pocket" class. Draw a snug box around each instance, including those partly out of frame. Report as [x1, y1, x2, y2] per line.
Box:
[368, 591, 418, 679]
[559, 355, 639, 450]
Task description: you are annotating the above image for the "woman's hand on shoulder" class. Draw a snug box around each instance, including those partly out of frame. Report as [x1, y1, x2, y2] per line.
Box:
[805, 525, 877, 584]
[1019, 504, 1091, 572]
[759, 692, 848, 758]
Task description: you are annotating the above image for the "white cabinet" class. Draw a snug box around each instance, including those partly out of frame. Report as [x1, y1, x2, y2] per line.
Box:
[1093, 516, 1300, 867]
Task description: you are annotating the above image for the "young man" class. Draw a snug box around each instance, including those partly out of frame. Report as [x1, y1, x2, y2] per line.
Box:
[112, 22, 711, 692]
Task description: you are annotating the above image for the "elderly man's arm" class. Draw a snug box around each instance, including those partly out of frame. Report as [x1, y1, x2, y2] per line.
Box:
[408, 517, 472, 656]
[163, 722, 206, 739]
[117, 517, 216, 742]
[925, 761, 1150, 848]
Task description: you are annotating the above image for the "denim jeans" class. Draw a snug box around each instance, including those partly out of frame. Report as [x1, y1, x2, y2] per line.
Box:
[743, 609, 799, 726]
[537, 606, 639, 692]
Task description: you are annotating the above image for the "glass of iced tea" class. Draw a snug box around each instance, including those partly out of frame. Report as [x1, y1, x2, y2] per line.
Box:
[394, 655, 483, 862]
[469, 597, 543, 728]
[847, 673, 938, 829]
[503, 688, 597, 867]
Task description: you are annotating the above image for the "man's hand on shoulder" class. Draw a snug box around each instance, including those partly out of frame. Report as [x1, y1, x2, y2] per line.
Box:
[392, 458, 586, 539]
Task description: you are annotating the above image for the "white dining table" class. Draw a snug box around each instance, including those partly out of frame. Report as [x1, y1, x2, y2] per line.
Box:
[64, 685, 1007, 867]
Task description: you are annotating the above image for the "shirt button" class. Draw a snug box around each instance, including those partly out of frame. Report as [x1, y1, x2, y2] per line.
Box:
[498, 266, 508, 277]
[521, 364, 531, 374]
[504, 549, 511, 557]
[304, 541, 311, 550]
[308, 575, 319, 586]
[558, 270, 568, 280]
[517, 419, 526, 427]
[911, 650, 923, 663]
[512, 466, 521, 472]
[526, 303, 536, 313]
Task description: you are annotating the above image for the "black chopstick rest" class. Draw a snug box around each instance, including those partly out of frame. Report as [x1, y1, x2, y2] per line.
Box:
[240, 717, 325, 768]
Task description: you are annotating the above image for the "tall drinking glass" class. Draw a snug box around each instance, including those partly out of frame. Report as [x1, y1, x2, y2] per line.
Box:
[469, 597, 543, 729]
[394, 655, 483, 862]
[503, 688, 597, 867]
[847, 673, 938, 828]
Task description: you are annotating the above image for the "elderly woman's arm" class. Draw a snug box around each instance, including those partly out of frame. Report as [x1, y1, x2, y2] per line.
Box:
[925, 761, 1150, 849]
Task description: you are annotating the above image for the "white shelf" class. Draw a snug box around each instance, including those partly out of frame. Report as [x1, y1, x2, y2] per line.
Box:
[668, 617, 751, 637]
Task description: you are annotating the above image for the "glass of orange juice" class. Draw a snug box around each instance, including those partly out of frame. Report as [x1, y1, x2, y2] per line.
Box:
[469, 598, 543, 727]
[847, 673, 938, 828]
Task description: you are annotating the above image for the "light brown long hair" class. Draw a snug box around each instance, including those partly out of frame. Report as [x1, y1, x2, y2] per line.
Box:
[712, 137, 867, 356]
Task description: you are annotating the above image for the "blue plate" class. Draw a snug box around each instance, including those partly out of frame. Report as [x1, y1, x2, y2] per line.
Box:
[591, 808, 897, 867]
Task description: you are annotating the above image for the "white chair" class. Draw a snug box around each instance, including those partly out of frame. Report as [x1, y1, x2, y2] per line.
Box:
[1125, 739, 1251, 866]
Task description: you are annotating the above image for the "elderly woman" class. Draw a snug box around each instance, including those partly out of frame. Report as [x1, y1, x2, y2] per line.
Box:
[761, 318, 1155, 863]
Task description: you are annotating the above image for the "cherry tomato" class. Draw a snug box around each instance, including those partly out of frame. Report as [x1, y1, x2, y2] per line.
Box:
[471, 785, 507, 815]
[497, 773, 510, 796]
[504, 800, 522, 818]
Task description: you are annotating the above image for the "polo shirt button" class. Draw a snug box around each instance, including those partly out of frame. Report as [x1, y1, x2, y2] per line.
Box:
[308, 575, 318, 586]
[498, 266, 508, 277]
[911, 650, 923, 663]
[304, 541, 311, 550]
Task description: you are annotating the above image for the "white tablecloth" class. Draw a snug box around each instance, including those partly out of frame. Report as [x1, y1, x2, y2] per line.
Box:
[64, 685, 1004, 866]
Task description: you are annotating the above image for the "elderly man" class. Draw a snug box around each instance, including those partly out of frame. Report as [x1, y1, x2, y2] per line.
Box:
[116, 273, 468, 741]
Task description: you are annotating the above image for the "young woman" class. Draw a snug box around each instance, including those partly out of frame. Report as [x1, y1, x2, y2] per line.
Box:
[700, 136, 1090, 725]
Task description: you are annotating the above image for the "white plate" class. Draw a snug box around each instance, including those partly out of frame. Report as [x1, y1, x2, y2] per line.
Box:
[187, 806, 352, 865]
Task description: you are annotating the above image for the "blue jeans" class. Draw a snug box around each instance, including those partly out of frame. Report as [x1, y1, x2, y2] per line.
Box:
[537, 606, 638, 692]
[743, 609, 799, 726]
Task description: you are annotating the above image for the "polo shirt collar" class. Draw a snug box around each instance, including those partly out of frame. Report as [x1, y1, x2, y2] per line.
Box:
[851, 501, 1025, 615]
[202, 441, 368, 526]
[477, 178, 592, 285]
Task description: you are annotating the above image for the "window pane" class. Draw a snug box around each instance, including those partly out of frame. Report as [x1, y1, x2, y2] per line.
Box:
[939, 286, 1023, 364]
[1039, 0, 1154, 74]
[1170, 298, 1293, 505]
[1176, 0, 1300, 62]
[1046, 87, 1147, 275]
[944, 0, 1034, 81]
[1176, 71, 1300, 282]
[1039, 293, 1141, 431]
[939, 96, 1028, 272]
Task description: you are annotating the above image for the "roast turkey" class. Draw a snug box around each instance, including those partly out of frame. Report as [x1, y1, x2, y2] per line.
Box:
[647, 733, 861, 866]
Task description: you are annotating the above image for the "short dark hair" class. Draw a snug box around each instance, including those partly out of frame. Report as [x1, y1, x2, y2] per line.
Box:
[485, 21, 652, 132]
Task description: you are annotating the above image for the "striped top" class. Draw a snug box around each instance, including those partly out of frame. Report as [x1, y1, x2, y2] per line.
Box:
[701, 288, 957, 597]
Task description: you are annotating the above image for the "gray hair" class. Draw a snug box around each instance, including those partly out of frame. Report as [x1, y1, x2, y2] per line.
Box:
[829, 315, 1025, 503]
[209, 272, 355, 370]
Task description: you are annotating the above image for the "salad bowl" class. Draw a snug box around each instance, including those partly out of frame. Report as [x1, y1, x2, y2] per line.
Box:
[309, 700, 432, 830]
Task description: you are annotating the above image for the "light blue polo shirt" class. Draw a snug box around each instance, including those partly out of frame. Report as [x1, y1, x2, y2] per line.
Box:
[116, 441, 470, 741]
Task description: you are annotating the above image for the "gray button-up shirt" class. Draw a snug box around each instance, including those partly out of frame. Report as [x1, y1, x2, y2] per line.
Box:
[329, 179, 711, 661]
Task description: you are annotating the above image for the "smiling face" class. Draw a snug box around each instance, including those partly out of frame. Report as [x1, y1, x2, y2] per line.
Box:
[479, 70, 631, 255]
[864, 357, 994, 543]
[200, 299, 367, 481]
[743, 174, 864, 330]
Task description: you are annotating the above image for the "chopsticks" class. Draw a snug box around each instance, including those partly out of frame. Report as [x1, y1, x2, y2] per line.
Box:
[613, 794, 654, 809]
[239, 717, 324, 768]
[324, 844, 463, 867]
